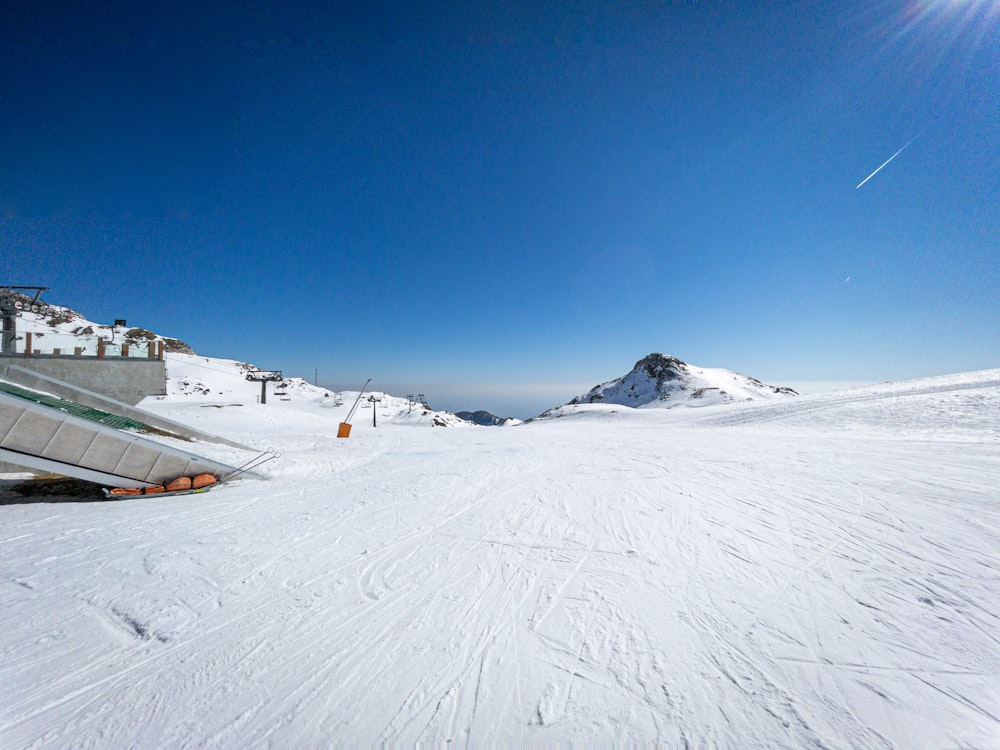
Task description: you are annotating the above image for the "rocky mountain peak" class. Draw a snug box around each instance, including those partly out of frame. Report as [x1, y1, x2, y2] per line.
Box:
[636, 353, 688, 384]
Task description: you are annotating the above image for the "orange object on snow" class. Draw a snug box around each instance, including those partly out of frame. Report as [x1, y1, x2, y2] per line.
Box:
[166, 476, 193, 492]
[108, 473, 222, 498]
[192, 473, 217, 489]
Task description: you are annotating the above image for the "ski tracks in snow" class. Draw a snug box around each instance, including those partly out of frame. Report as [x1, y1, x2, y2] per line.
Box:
[2, 386, 1000, 747]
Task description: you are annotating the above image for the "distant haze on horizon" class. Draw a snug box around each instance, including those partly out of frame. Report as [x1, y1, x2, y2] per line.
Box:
[2, 0, 997, 415]
[322, 375, 877, 422]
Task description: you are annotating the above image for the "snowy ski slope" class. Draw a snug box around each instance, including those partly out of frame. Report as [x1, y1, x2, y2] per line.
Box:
[1, 365, 998, 747]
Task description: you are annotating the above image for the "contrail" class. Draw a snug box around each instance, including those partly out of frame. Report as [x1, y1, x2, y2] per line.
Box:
[855, 133, 922, 189]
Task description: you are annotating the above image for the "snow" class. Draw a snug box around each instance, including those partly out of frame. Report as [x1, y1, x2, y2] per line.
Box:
[2, 355, 999, 747]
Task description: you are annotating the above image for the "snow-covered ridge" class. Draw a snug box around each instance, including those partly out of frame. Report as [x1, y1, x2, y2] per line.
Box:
[5, 296, 470, 427]
[7, 293, 193, 355]
[157, 352, 470, 428]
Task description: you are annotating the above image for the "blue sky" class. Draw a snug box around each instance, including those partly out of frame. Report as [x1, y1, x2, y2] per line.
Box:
[2, 1, 997, 418]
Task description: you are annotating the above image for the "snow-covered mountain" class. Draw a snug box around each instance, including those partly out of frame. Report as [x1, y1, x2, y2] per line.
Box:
[7, 297, 797, 424]
[564, 352, 797, 410]
[455, 410, 520, 427]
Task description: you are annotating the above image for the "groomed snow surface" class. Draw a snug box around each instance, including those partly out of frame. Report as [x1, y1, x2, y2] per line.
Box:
[2, 357, 999, 748]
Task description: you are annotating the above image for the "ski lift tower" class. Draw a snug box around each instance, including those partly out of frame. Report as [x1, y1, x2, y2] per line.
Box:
[246, 369, 283, 404]
[368, 393, 382, 427]
[1, 286, 49, 354]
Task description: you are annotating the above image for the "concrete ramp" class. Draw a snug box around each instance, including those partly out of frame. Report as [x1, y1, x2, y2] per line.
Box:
[0, 390, 240, 488]
[0, 362, 254, 451]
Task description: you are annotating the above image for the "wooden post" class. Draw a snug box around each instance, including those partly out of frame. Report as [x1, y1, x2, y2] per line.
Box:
[75, 347, 83, 356]
[53, 348, 61, 355]
[158, 340, 164, 361]
[24, 332, 32, 356]
[147, 342, 155, 358]
[97, 338, 104, 358]
[121, 343, 129, 357]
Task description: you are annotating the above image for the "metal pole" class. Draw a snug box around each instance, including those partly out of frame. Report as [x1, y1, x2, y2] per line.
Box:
[1, 307, 16, 354]
[344, 378, 372, 424]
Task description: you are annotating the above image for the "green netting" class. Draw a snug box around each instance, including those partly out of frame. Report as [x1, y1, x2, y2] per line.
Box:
[0, 380, 151, 432]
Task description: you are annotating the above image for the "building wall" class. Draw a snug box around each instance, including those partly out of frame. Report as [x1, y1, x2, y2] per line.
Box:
[0, 356, 165, 405]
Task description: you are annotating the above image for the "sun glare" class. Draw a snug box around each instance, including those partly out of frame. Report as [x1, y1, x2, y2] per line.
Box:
[907, 0, 1000, 45]
[867, 0, 1000, 96]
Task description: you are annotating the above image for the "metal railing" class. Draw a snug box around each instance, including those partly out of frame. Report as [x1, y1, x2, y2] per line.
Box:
[0, 331, 164, 360]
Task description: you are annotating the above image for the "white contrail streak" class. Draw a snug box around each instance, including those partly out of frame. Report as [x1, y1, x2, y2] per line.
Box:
[855, 133, 922, 189]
